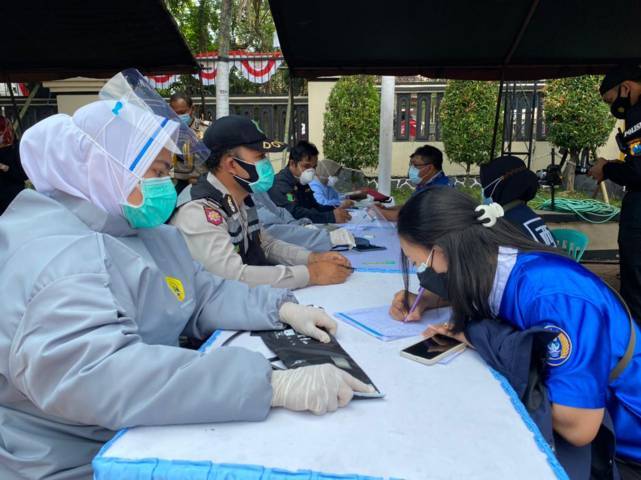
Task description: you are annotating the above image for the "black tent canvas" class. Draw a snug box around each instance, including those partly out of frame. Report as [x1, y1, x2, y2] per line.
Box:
[3, 0, 198, 82]
[269, 0, 641, 80]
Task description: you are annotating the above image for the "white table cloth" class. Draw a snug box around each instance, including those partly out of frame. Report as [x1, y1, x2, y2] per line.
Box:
[94, 271, 566, 480]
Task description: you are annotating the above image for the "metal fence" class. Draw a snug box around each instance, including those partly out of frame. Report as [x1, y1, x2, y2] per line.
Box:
[0, 98, 58, 132]
[393, 86, 547, 143]
[198, 96, 309, 144]
[0, 95, 308, 145]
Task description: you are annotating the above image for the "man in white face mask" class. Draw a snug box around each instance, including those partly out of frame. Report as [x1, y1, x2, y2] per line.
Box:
[269, 140, 352, 223]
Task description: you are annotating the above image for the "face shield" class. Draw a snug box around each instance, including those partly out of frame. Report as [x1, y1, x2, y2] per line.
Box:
[99, 68, 210, 171]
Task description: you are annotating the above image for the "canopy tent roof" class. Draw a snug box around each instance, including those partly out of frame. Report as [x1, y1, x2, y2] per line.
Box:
[269, 0, 641, 80]
[3, 0, 198, 82]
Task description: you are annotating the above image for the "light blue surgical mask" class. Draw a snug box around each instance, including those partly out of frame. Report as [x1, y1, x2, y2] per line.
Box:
[178, 113, 192, 126]
[408, 165, 423, 186]
[122, 177, 177, 229]
[232, 157, 275, 193]
[482, 176, 503, 202]
[416, 249, 434, 274]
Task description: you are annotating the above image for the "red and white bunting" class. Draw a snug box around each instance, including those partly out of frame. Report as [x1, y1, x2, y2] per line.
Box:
[143, 51, 283, 89]
[192, 59, 217, 86]
[0, 83, 29, 97]
[145, 74, 179, 89]
[233, 57, 283, 84]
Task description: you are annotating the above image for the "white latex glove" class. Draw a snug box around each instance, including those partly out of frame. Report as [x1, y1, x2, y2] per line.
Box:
[271, 364, 375, 415]
[279, 302, 337, 343]
[329, 228, 356, 249]
[304, 223, 320, 230]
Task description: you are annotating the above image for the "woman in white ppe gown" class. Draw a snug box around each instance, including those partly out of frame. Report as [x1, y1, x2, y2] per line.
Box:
[0, 99, 372, 479]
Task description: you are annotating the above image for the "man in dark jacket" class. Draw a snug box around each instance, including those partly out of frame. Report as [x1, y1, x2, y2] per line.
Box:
[269, 141, 352, 224]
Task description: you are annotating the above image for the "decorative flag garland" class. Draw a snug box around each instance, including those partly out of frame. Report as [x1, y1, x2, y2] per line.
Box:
[145, 74, 179, 89]
[0, 83, 29, 97]
[145, 50, 283, 88]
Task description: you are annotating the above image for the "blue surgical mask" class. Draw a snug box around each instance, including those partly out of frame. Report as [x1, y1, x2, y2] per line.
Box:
[416, 250, 449, 300]
[232, 157, 275, 193]
[408, 165, 423, 186]
[482, 176, 503, 202]
[178, 113, 192, 126]
[122, 177, 177, 229]
[416, 249, 434, 274]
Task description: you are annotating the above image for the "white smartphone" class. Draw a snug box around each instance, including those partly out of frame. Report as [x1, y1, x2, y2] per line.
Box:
[400, 335, 466, 365]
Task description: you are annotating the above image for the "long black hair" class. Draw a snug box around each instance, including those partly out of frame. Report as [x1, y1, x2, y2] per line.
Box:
[397, 187, 559, 332]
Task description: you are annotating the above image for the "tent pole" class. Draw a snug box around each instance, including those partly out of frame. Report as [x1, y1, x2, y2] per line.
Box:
[490, 76, 504, 161]
[12, 83, 39, 133]
[377, 76, 395, 196]
[282, 72, 293, 168]
[526, 81, 538, 169]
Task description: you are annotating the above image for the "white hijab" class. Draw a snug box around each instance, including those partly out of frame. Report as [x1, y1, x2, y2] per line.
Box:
[20, 100, 179, 216]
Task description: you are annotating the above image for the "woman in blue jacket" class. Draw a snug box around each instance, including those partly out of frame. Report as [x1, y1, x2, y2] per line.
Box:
[392, 187, 641, 478]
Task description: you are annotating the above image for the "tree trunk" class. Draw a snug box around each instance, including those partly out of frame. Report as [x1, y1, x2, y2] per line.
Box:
[197, 0, 209, 120]
[563, 150, 578, 193]
[216, 0, 232, 119]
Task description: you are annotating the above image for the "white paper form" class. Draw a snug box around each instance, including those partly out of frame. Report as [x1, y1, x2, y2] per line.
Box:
[335, 304, 452, 341]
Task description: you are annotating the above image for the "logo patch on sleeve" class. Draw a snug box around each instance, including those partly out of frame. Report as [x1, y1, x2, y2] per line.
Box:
[544, 325, 572, 366]
[203, 206, 223, 226]
[165, 276, 186, 302]
[286, 193, 294, 202]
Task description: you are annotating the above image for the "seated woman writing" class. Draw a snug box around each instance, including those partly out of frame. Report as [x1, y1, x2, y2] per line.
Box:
[389, 186, 641, 479]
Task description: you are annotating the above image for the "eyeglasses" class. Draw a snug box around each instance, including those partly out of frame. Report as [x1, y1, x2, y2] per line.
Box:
[408, 159, 430, 168]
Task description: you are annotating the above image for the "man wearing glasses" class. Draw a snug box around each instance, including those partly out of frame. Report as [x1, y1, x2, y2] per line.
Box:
[375, 145, 450, 222]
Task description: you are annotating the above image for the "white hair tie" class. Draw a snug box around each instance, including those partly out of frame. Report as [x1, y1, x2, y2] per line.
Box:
[475, 202, 504, 228]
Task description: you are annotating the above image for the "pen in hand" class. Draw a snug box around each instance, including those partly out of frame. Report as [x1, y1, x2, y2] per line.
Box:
[403, 287, 425, 323]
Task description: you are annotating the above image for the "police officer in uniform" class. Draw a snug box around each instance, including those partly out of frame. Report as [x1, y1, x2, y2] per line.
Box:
[171, 115, 353, 289]
[169, 92, 210, 193]
[480, 155, 556, 246]
[590, 65, 641, 324]
[269, 140, 352, 224]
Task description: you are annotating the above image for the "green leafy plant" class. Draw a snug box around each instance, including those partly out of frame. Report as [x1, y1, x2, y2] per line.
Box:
[545, 76, 615, 192]
[323, 76, 380, 170]
[440, 80, 503, 173]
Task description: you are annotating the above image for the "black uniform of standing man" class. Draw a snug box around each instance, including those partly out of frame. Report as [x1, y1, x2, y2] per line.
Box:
[590, 65, 641, 324]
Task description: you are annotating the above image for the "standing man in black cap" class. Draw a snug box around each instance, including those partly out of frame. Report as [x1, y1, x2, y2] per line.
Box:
[590, 65, 641, 324]
[171, 115, 352, 289]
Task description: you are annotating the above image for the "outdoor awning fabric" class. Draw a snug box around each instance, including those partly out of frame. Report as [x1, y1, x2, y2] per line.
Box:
[3, 0, 198, 82]
[269, 0, 641, 80]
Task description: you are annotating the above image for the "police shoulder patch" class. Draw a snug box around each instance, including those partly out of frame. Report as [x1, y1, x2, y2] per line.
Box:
[203, 206, 223, 226]
[544, 325, 572, 367]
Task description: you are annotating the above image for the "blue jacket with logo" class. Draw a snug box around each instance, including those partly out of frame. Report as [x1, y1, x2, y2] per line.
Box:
[495, 251, 641, 463]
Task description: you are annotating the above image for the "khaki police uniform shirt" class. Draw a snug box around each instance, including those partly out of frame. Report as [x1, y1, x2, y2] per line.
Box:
[173, 119, 210, 182]
[171, 173, 312, 289]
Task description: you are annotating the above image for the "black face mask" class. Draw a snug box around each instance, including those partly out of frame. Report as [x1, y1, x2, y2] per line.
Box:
[417, 268, 449, 300]
[231, 156, 259, 193]
[611, 86, 631, 119]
